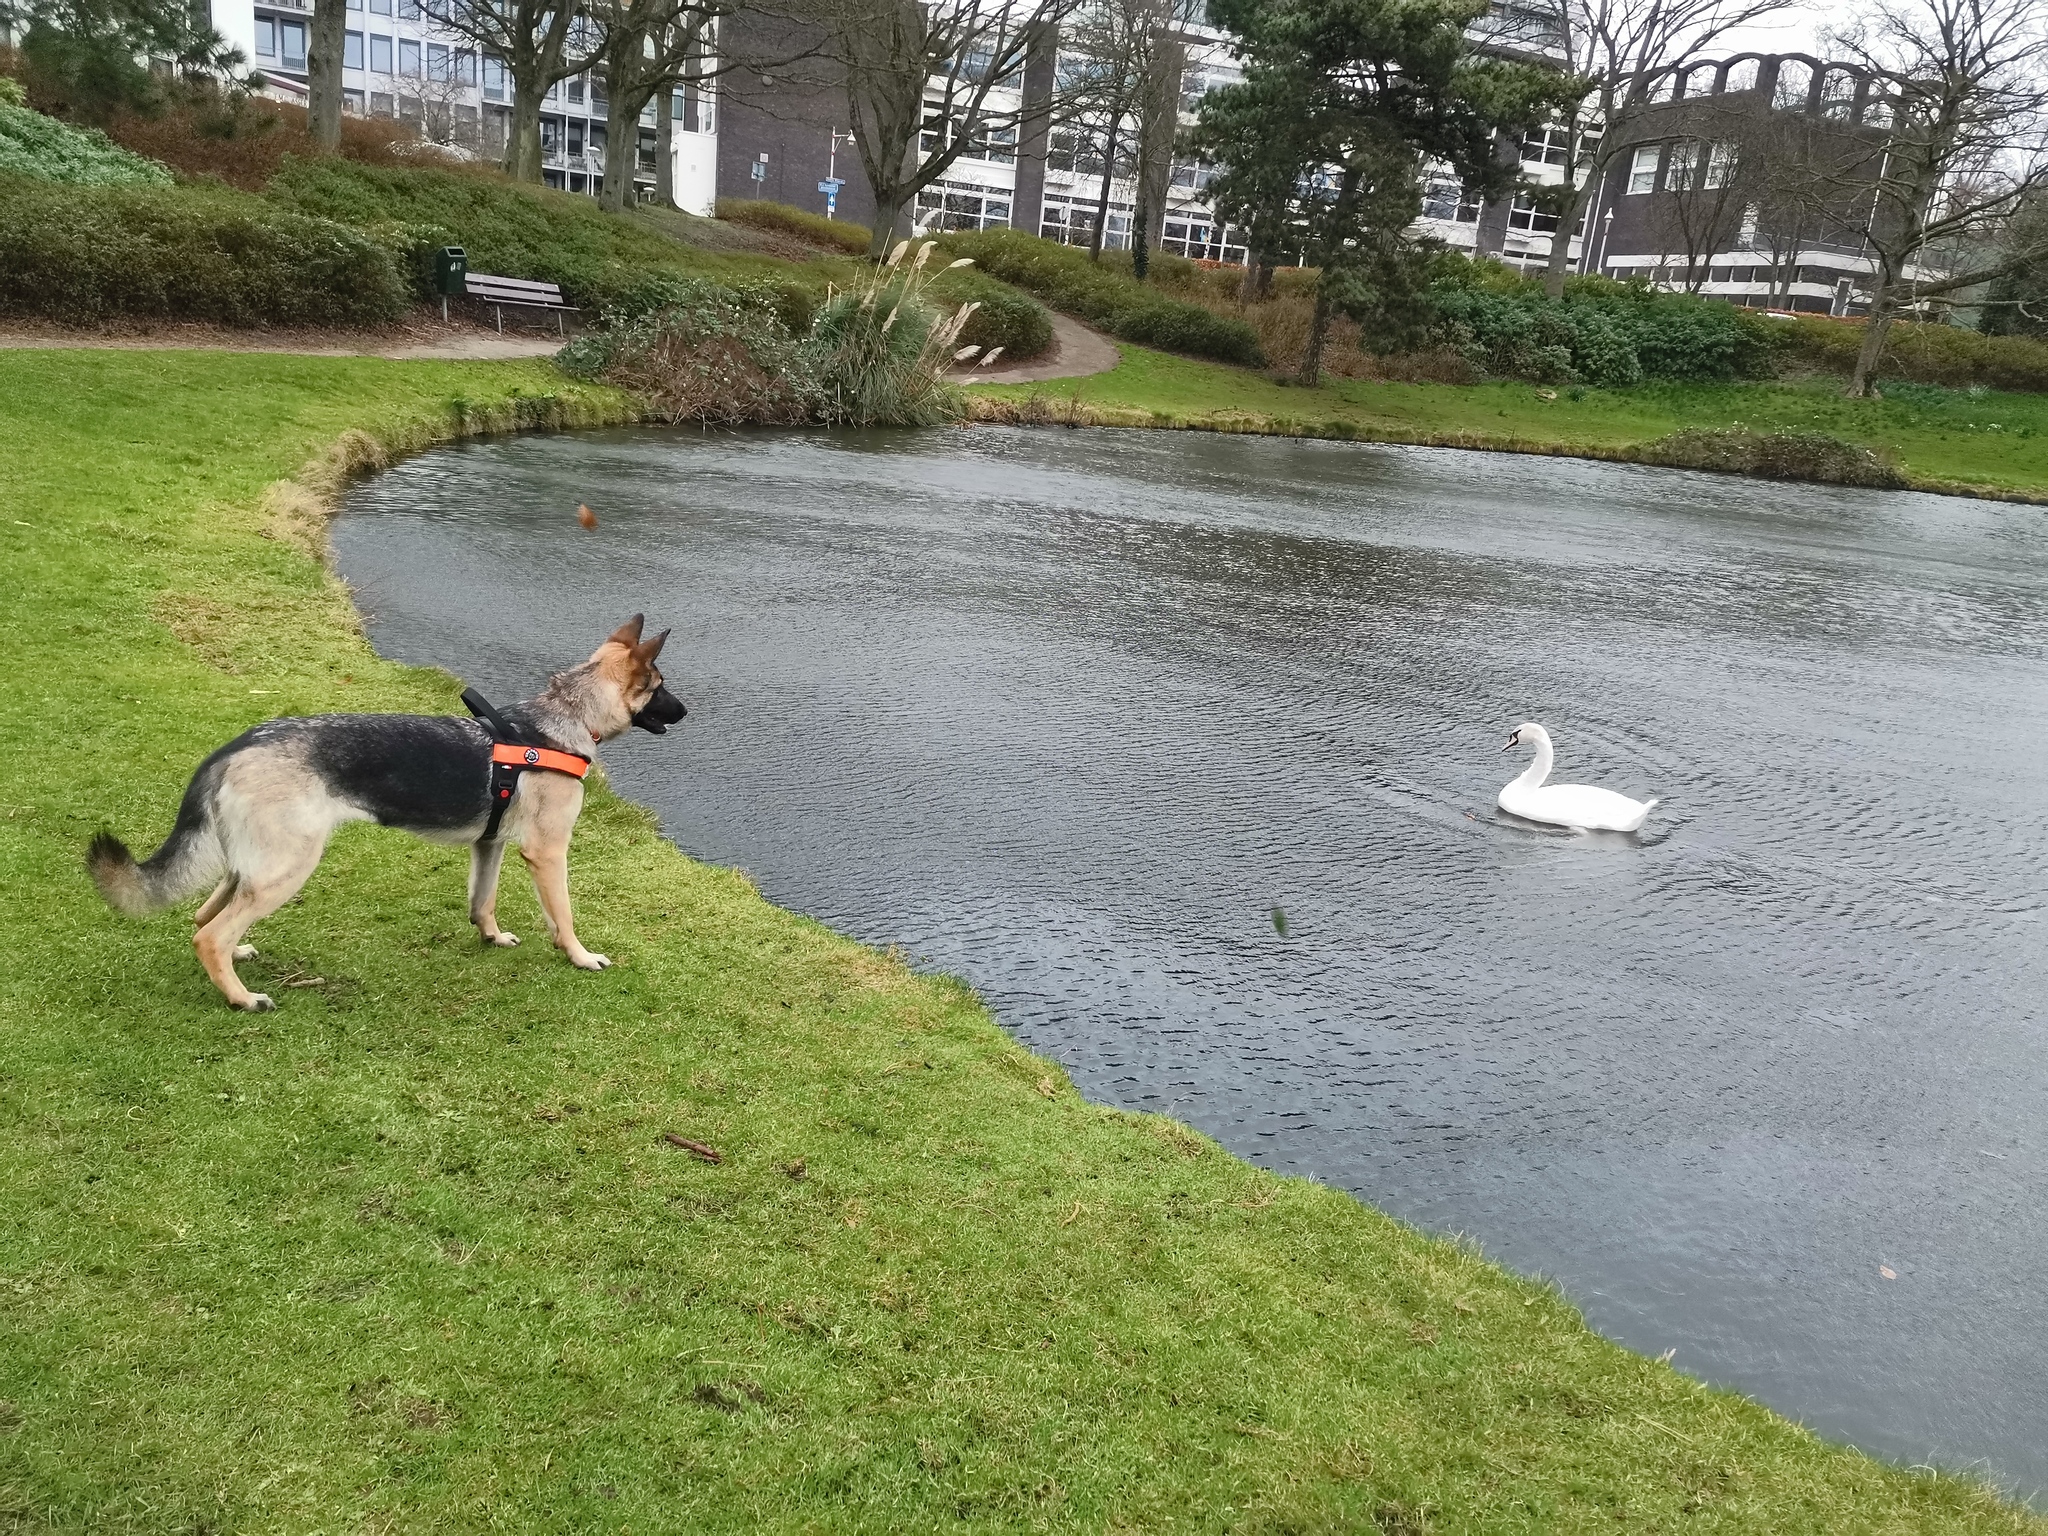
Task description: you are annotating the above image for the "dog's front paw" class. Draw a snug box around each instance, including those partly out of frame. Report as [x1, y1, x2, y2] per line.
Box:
[571, 952, 612, 971]
[233, 944, 259, 961]
[235, 993, 276, 1013]
[485, 931, 520, 948]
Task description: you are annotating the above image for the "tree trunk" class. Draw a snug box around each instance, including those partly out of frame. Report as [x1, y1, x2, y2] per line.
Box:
[600, 83, 652, 213]
[1541, 176, 1589, 300]
[307, 0, 347, 153]
[868, 186, 910, 256]
[506, 72, 548, 181]
[1088, 120, 1121, 261]
[1132, 200, 1149, 281]
[1297, 276, 1335, 385]
[1845, 293, 1893, 398]
[1238, 255, 1263, 302]
[655, 82, 675, 207]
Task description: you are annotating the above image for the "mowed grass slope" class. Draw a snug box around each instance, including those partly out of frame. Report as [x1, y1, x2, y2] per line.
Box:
[0, 350, 2034, 1533]
[975, 345, 2048, 498]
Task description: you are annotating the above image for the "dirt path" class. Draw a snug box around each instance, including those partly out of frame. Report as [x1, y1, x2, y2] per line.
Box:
[959, 312, 1121, 386]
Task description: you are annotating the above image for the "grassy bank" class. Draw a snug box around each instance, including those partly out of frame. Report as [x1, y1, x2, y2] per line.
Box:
[972, 344, 2048, 501]
[0, 349, 2035, 1533]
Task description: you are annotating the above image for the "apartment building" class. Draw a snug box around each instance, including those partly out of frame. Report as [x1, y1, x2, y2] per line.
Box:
[213, 0, 1900, 316]
[216, 0, 694, 200]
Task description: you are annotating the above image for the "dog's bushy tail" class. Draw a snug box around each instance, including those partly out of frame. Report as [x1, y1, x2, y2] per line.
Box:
[88, 775, 224, 916]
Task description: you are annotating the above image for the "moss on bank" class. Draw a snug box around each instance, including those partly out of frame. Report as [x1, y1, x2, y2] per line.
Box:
[0, 349, 2037, 1532]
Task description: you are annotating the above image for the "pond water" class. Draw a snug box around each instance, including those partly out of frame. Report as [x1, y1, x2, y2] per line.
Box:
[336, 426, 2048, 1499]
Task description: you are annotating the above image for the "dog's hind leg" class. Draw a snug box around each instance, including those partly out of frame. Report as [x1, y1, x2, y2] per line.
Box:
[468, 840, 519, 947]
[193, 836, 325, 1011]
[193, 875, 239, 928]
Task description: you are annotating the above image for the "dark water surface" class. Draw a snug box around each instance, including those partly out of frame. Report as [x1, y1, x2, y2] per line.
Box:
[337, 426, 2048, 1496]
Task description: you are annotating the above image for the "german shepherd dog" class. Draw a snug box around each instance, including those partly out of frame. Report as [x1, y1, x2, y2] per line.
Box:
[88, 616, 686, 1011]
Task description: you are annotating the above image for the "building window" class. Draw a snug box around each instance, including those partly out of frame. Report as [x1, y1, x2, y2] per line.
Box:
[1422, 174, 1481, 223]
[398, 0, 418, 17]
[1626, 144, 1659, 194]
[280, 19, 306, 69]
[1169, 156, 1219, 192]
[369, 0, 390, 13]
[398, 37, 419, 75]
[1160, 217, 1246, 264]
[1520, 125, 1570, 165]
[1507, 192, 1558, 233]
[368, 32, 390, 71]
[483, 54, 505, 99]
[567, 117, 584, 157]
[346, 0, 360, 11]
[343, 29, 363, 69]
[1040, 195, 1128, 248]
[370, 90, 394, 116]
[254, 15, 276, 57]
[343, 87, 364, 112]
[426, 42, 448, 79]
[568, 73, 584, 103]
[915, 179, 1011, 232]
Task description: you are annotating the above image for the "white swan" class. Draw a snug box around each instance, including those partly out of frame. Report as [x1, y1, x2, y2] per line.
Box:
[1497, 722, 1659, 833]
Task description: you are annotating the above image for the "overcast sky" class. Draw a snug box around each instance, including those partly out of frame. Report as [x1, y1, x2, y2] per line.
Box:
[1716, 4, 1826, 57]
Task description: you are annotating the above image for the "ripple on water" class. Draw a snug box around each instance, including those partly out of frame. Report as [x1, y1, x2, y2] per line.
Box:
[338, 425, 2048, 1503]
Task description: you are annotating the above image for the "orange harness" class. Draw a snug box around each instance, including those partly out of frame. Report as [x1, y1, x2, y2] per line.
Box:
[491, 742, 591, 779]
[462, 686, 591, 842]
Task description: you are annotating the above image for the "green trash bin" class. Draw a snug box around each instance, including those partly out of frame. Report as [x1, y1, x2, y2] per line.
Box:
[433, 246, 466, 319]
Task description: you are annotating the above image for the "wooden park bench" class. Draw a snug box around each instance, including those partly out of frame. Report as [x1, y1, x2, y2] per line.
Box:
[463, 272, 580, 335]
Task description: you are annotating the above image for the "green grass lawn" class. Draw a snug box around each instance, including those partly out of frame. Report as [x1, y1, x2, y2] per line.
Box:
[976, 346, 2048, 499]
[0, 349, 2037, 1533]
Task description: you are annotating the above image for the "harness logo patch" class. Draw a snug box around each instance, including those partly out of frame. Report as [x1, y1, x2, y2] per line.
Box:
[523, 748, 540, 764]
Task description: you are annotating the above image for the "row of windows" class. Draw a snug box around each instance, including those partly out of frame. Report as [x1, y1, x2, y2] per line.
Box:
[915, 180, 1012, 232]
[1615, 262, 1863, 287]
[1626, 140, 1735, 195]
[920, 103, 1017, 166]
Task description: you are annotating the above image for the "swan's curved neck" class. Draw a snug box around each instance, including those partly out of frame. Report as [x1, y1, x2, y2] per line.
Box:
[1513, 733, 1554, 792]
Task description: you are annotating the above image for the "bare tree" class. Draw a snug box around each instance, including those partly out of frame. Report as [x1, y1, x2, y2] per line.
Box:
[421, 0, 599, 180]
[1488, 0, 1794, 298]
[1815, 0, 2048, 395]
[1127, 20, 1183, 278]
[1060, 0, 1168, 259]
[812, 0, 1083, 255]
[1649, 135, 1745, 289]
[308, 0, 347, 151]
[587, 5, 734, 210]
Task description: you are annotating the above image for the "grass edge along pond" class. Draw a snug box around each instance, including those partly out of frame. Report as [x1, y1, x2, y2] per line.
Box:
[971, 344, 2048, 503]
[0, 348, 2035, 1533]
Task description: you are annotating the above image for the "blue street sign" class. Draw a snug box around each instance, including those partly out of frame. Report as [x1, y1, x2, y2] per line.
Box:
[818, 178, 845, 194]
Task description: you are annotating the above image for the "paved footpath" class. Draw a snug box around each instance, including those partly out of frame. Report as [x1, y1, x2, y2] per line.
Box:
[0, 309, 1123, 379]
[958, 311, 1120, 386]
[0, 325, 564, 361]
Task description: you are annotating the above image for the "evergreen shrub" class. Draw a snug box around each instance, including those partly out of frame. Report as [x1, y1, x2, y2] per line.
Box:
[0, 173, 408, 325]
[934, 228, 1266, 367]
[0, 99, 171, 186]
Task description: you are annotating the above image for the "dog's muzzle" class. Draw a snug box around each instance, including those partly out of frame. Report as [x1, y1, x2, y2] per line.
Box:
[632, 683, 687, 735]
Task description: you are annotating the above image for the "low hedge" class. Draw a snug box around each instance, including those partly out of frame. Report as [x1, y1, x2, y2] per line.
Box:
[928, 263, 1053, 362]
[1430, 284, 1783, 386]
[0, 100, 172, 187]
[716, 197, 871, 257]
[266, 157, 773, 310]
[1777, 313, 2048, 393]
[935, 228, 1265, 367]
[0, 173, 408, 326]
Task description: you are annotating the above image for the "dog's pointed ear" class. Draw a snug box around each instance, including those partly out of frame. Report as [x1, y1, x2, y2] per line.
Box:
[607, 614, 646, 648]
[634, 628, 670, 664]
